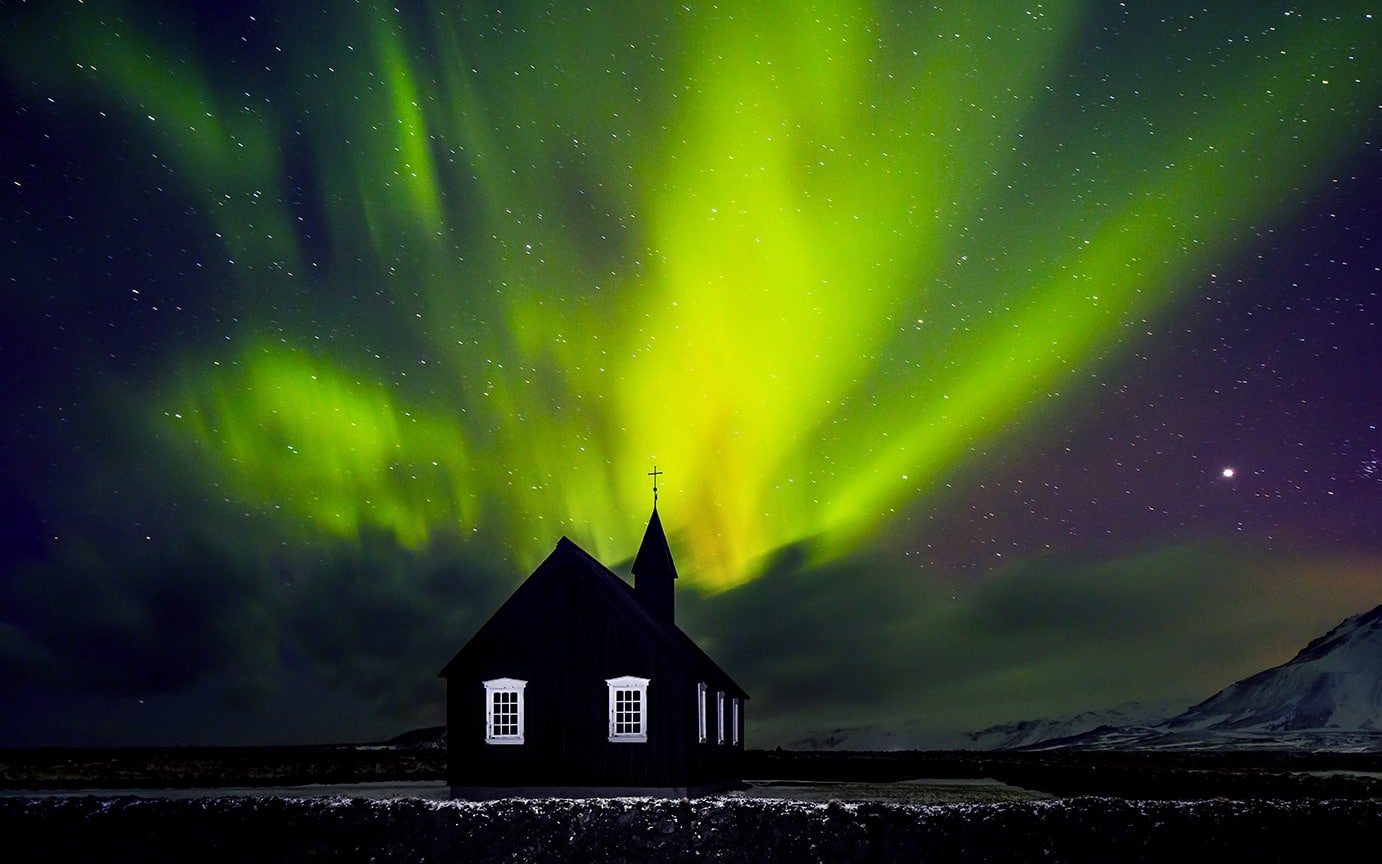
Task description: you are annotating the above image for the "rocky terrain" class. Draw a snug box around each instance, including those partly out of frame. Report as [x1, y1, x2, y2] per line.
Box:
[5, 794, 1381, 863]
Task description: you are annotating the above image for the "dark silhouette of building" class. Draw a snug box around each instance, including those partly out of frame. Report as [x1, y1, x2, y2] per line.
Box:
[439, 503, 748, 798]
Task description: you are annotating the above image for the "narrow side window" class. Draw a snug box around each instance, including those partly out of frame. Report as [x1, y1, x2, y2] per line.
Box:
[483, 678, 527, 744]
[716, 690, 726, 744]
[697, 682, 708, 743]
[731, 697, 741, 745]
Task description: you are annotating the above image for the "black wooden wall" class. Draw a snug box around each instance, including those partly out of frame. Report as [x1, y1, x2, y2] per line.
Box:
[442, 543, 744, 791]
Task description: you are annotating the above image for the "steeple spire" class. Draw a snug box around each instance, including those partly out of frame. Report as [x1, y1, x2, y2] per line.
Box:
[632, 466, 677, 624]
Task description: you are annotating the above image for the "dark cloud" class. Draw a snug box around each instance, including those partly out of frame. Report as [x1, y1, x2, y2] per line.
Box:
[682, 541, 932, 714]
[282, 529, 517, 727]
[0, 494, 518, 744]
[0, 535, 265, 694]
[683, 540, 1381, 745]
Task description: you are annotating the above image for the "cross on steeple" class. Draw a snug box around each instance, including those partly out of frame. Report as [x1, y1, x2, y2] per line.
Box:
[648, 465, 663, 506]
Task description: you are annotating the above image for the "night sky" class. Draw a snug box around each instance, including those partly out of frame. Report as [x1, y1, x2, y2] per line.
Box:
[2, 1, 1379, 748]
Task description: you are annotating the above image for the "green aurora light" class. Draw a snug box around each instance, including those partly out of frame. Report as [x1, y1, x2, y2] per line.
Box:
[11, 1, 1376, 590]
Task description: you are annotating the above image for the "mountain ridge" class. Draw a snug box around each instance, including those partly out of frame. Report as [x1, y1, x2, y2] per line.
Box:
[1002, 603, 1382, 751]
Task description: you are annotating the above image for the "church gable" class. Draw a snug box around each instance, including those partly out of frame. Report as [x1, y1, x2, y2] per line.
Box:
[440, 536, 674, 684]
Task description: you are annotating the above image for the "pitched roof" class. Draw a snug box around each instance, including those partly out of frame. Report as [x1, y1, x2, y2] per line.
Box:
[631, 507, 678, 580]
[440, 535, 747, 698]
[563, 537, 744, 696]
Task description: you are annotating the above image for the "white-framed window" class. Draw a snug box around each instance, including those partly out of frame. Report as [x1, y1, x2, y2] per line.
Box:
[607, 675, 650, 742]
[716, 690, 726, 744]
[483, 677, 526, 744]
[697, 682, 708, 743]
[731, 697, 741, 745]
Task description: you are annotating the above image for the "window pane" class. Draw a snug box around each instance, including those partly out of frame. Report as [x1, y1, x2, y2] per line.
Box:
[492, 690, 518, 736]
[613, 688, 642, 734]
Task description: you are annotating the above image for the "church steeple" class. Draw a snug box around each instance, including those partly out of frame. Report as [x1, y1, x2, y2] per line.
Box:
[632, 467, 677, 624]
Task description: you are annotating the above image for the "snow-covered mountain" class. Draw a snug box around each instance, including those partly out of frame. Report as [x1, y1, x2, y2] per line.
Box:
[966, 703, 1177, 750]
[973, 604, 1382, 751]
[1164, 604, 1382, 734]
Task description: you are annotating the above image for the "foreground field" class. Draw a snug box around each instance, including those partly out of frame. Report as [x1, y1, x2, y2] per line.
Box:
[5, 747, 1382, 799]
[1, 778, 1045, 806]
[739, 777, 1049, 804]
[4, 794, 1379, 863]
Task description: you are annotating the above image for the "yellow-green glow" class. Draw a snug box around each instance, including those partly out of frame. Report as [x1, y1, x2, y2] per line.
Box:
[816, 12, 1374, 551]
[360, 10, 446, 249]
[175, 346, 472, 548]
[19, 2, 1371, 588]
[609, 3, 1089, 583]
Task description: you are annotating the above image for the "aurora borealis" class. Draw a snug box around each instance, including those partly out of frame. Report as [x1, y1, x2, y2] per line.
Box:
[2, 1, 1379, 747]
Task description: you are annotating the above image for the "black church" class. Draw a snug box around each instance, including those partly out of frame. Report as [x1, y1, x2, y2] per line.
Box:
[438, 495, 748, 798]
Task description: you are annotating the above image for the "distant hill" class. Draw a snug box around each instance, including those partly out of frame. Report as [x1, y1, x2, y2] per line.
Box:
[979, 604, 1382, 752]
[966, 703, 1177, 751]
[377, 726, 447, 751]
